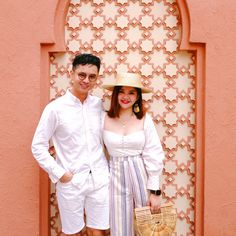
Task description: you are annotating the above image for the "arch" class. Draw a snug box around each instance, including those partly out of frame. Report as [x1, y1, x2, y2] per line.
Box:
[39, 0, 205, 235]
[39, 0, 70, 235]
[177, 0, 205, 235]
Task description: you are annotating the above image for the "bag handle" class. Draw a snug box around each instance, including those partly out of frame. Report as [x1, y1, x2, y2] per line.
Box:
[135, 203, 175, 225]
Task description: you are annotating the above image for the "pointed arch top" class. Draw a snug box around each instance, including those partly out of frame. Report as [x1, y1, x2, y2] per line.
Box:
[41, 0, 70, 51]
[177, 0, 191, 49]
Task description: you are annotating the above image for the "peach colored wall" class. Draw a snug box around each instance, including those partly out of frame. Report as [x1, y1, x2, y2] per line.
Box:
[0, 0, 235, 235]
[186, 0, 236, 235]
[0, 1, 60, 235]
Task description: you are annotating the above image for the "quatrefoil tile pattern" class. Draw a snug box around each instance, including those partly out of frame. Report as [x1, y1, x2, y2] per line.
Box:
[50, 1, 196, 235]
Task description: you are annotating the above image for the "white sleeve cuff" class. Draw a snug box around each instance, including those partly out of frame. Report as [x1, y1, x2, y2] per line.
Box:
[147, 176, 160, 190]
[49, 166, 66, 183]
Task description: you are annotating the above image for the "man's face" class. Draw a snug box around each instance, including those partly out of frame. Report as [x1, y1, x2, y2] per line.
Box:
[70, 64, 99, 96]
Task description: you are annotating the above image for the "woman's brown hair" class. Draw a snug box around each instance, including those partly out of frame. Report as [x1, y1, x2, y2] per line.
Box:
[107, 86, 146, 119]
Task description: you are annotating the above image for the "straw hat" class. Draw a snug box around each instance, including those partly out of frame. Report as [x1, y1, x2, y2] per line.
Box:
[102, 72, 152, 93]
[134, 203, 177, 236]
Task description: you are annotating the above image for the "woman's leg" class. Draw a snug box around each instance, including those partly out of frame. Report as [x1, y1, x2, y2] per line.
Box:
[109, 159, 135, 236]
[128, 157, 149, 208]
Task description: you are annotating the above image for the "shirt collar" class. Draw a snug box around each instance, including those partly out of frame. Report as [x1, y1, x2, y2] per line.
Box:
[65, 89, 91, 104]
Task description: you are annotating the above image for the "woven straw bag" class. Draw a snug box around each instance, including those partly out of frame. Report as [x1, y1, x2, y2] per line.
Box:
[134, 203, 177, 236]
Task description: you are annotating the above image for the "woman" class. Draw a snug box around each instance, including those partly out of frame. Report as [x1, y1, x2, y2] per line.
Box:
[102, 72, 165, 236]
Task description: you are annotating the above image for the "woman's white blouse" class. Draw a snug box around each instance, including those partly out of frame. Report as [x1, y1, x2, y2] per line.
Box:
[103, 113, 164, 190]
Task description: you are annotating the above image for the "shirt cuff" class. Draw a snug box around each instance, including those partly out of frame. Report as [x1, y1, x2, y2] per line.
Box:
[49, 166, 66, 183]
[147, 176, 160, 190]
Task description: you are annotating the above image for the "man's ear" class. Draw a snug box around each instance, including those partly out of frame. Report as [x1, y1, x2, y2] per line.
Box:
[69, 70, 75, 85]
[70, 69, 74, 77]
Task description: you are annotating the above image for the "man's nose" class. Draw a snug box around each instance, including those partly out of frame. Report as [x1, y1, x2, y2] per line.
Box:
[84, 75, 90, 83]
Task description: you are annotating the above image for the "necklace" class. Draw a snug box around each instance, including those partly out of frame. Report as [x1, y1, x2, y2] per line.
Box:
[122, 121, 126, 128]
[120, 114, 134, 128]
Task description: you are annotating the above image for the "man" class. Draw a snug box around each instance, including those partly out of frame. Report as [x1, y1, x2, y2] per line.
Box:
[32, 54, 109, 236]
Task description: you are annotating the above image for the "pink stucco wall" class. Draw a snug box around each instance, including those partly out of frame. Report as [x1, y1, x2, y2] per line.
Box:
[186, 1, 236, 235]
[0, 1, 60, 235]
[0, 0, 235, 235]
[178, 1, 236, 234]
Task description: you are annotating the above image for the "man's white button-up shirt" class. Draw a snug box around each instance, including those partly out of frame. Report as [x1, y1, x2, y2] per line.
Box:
[32, 90, 109, 188]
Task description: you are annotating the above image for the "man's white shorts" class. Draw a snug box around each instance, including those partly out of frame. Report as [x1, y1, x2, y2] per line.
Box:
[56, 174, 109, 234]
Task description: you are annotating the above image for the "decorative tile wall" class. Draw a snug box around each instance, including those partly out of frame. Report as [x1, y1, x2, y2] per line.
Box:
[50, 0, 195, 235]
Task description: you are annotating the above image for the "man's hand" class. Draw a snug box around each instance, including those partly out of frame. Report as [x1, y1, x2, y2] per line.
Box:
[147, 194, 161, 214]
[59, 171, 73, 183]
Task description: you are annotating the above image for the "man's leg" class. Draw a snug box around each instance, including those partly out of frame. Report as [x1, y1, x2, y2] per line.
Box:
[62, 225, 90, 236]
[86, 227, 106, 236]
[62, 232, 81, 236]
[56, 182, 86, 235]
[85, 183, 109, 235]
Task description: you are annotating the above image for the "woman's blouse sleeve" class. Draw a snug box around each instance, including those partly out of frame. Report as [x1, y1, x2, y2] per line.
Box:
[142, 113, 165, 190]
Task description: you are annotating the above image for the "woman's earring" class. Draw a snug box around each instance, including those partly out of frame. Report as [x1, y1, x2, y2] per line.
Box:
[134, 103, 140, 113]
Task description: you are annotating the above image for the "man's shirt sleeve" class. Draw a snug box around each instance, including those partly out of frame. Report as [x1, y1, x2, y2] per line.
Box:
[31, 105, 66, 183]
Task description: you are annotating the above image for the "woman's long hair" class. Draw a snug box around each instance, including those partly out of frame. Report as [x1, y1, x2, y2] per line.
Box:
[107, 86, 146, 119]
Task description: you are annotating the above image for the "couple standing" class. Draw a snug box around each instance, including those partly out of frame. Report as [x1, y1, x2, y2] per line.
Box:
[31, 53, 164, 236]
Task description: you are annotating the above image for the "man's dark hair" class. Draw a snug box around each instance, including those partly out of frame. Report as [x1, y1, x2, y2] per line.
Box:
[72, 53, 101, 72]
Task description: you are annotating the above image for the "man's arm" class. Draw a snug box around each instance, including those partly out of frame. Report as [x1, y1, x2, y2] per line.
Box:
[31, 105, 66, 183]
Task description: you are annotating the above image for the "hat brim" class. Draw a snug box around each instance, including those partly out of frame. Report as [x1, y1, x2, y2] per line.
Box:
[102, 84, 152, 93]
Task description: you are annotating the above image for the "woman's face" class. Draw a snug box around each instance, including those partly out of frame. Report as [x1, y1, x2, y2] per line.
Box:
[118, 86, 138, 110]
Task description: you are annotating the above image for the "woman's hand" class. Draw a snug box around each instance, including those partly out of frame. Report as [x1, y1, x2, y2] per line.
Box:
[59, 171, 73, 183]
[147, 194, 161, 214]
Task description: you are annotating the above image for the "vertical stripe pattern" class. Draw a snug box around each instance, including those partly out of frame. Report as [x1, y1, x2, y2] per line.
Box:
[109, 155, 149, 236]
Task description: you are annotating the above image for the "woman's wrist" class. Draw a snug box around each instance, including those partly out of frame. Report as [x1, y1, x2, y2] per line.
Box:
[149, 189, 162, 196]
